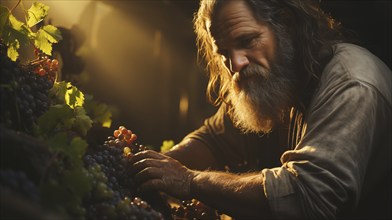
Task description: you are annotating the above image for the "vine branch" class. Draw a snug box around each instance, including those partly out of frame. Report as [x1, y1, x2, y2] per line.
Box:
[10, 0, 22, 13]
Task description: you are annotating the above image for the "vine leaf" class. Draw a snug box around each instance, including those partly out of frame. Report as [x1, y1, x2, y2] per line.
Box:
[84, 95, 113, 128]
[50, 81, 85, 109]
[7, 39, 20, 61]
[47, 134, 88, 165]
[1, 2, 62, 61]
[66, 83, 85, 109]
[0, 6, 9, 35]
[36, 104, 92, 137]
[27, 2, 49, 27]
[49, 81, 68, 104]
[69, 137, 88, 162]
[43, 133, 91, 212]
[3, 14, 31, 61]
[33, 25, 62, 55]
[74, 107, 93, 136]
[46, 131, 68, 152]
[36, 104, 74, 135]
[8, 14, 31, 39]
[160, 140, 175, 153]
[61, 168, 92, 197]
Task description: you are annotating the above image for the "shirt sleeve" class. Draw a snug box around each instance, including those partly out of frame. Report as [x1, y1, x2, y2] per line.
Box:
[262, 79, 391, 219]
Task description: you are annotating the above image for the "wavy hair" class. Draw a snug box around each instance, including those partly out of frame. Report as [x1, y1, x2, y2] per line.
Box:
[194, 0, 346, 106]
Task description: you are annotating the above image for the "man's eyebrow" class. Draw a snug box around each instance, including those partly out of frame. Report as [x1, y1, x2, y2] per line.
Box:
[213, 32, 261, 52]
[234, 32, 261, 41]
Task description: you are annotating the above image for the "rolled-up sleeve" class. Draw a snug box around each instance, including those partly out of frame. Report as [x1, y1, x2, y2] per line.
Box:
[262, 79, 391, 219]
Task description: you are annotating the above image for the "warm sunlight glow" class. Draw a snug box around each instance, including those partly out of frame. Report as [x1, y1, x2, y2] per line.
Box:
[179, 92, 189, 121]
[153, 30, 162, 57]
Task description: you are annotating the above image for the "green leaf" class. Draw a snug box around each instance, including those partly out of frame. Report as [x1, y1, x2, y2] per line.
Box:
[160, 140, 175, 153]
[0, 5, 10, 36]
[84, 95, 112, 128]
[49, 81, 68, 104]
[6, 39, 19, 61]
[33, 29, 52, 55]
[8, 14, 30, 36]
[37, 104, 74, 135]
[73, 107, 92, 136]
[27, 2, 49, 27]
[41, 25, 62, 42]
[65, 84, 84, 109]
[69, 136, 88, 160]
[45, 133, 87, 162]
[50, 81, 84, 109]
[61, 168, 92, 197]
[2, 14, 31, 60]
[62, 117, 75, 130]
[46, 131, 68, 153]
[33, 25, 62, 55]
[101, 117, 112, 128]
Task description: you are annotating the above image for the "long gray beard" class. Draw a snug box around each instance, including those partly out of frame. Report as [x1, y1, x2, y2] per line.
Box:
[227, 36, 296, 134]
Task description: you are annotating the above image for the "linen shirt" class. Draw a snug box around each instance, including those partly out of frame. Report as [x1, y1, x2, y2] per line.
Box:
[184, 43, 392, 219]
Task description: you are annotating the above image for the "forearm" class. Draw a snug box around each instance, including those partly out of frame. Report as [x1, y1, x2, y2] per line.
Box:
[190, 170, 273, 219]
[164, 138, 220, 171]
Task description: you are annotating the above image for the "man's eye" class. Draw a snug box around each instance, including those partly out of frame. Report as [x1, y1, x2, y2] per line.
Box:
[239, 37, 255, 48]
[238, 34, 260, 48]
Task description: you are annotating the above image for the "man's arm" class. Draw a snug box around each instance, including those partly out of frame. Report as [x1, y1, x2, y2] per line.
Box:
[130, 150, 273, 219]
[191, 170, 273, 219]
[158, 138, 273, 218]
[164, 138, 219, 171]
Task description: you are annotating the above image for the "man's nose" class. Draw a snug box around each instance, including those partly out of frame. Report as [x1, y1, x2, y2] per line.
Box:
[228, 50, 249, 73]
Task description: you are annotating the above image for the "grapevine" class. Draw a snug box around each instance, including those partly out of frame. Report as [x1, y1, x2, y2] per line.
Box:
[1, 1, 223, 219]
[83, 125, 168, 220]
[0, 0, 62, 62]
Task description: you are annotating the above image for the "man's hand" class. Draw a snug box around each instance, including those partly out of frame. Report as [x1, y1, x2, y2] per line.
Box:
[129, 150, 198, 199]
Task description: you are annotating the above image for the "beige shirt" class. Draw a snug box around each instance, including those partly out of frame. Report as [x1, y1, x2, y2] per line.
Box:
[186, 43, 392, 219]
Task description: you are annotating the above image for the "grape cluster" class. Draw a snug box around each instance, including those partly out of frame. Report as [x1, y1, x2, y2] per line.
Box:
[0, 169, 40, 203]
[171, 199, 221, 220]
[83, 126, 164, 220]
[0, 42, 53, 132]
[30, 51, 59, 81]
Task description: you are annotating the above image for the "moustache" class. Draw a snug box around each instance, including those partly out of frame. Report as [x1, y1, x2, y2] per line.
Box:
[233, 64, 269, 84]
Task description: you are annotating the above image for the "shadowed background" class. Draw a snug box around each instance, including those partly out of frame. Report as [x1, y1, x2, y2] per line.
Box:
[3, 0, 390, 147]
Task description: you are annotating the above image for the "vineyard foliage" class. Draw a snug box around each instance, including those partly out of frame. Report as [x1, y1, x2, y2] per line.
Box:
[0, 1, 115, 218]
[1, 1, 220, 219]
[0, 2, 62, 61]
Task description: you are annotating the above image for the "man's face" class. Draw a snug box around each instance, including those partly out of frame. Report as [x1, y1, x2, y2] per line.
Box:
[211, 0, 297, 134]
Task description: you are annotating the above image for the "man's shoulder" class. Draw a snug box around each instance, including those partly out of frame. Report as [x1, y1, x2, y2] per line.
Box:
[321, 43, 392, 104]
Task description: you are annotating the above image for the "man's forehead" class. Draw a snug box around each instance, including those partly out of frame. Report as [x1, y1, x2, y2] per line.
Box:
[210, 1, 263, 37]
[210, 4, 263, 44]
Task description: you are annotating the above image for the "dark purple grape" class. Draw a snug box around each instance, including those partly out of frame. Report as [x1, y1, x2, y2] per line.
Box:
[0, 169, 40, 203]
[82, 126, 167, 219]
[0, 42, 54, 132]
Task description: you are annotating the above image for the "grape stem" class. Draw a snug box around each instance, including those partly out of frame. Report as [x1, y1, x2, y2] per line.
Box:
[27, 58, 46, 67]
[10, 0, 22, 13]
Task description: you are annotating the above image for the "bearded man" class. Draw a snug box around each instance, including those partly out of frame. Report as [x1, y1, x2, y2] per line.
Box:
[130, 0, 392, 219]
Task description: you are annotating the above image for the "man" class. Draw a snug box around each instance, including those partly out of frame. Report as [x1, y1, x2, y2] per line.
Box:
[130, 0, 392, 219]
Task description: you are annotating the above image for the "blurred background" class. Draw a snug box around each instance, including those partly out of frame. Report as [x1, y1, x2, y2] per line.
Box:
[3, 0, 391, 147]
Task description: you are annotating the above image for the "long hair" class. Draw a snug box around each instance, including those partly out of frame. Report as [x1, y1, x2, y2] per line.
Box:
[194, 0, 346, 107]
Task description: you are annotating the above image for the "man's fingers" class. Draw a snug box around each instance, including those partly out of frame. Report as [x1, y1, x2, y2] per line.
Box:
[129, 150, 167, 164]
[131, 158, 163, 174]
[134, 167, 163, 185]
[137, 179, 165, 194]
